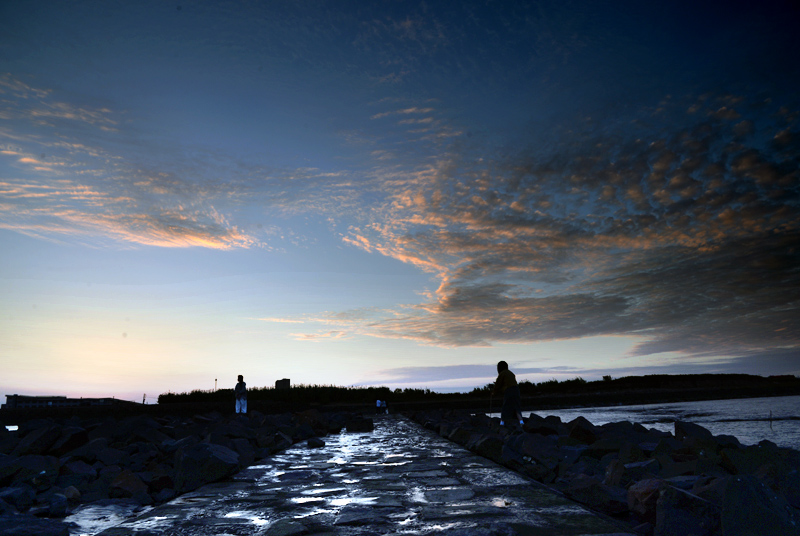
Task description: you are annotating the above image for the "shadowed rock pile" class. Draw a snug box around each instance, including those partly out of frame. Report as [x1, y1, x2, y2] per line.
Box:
[407, 409, 800, 536]
[0, 409, 369, 535]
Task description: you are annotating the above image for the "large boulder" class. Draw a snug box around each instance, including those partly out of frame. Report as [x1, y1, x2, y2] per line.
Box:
[12, 425, 62, 456]
[57, 459, 97, 488]
[721, 443, 783, 475]
[560, 473, 628, 516]
[0, 513, 70, 536]
[628, 478, 667, 524]
[655, 486, 720, 536]
[721, 475, 800, 536]
[65, 437, 108, 463]
[471, 435, 504, 462]
[110, 468, 149, 498]
[523, 414, 561, 436]
[6, 455, 60, 490]
[174, 442, 240, 493]
[674, 421, 714, 443]
[567, 416, 599, 445]
[0, 485, 36, 511]
[49, 427, 89, 456]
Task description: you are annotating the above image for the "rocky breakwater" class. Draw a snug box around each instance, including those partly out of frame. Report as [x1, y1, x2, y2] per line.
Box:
[0, 409, 371, 536]
[407, 409, 800, 536]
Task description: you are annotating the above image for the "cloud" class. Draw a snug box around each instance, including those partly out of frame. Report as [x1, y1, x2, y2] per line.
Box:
[327, 93, 800, 366]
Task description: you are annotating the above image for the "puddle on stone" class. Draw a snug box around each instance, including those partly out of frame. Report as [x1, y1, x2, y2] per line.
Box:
[491, 497, 514, 507]
[302, 487, 347, 495]
[330, 496, 377, 506]
[408, 487, 428, 503]
[223, 511, 269, 526]
[293, 507, 337, 519]
[290, 497, 326, 504]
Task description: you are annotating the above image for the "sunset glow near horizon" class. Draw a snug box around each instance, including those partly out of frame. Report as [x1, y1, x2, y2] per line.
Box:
[1, 1, 799, 404]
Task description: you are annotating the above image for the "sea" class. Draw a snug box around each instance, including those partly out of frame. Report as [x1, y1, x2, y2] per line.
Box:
[503, 394, 800, 450]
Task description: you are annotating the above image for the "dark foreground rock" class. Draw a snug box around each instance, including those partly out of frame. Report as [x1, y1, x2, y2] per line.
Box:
[407, 409, 800, 536]
[0, 409, 372, 531]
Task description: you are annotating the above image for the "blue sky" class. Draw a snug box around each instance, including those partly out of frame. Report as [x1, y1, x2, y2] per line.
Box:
[1, 1, 799, 403]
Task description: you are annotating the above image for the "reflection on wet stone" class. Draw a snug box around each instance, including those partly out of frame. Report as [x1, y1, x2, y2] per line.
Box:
[90, 415, 632, 535]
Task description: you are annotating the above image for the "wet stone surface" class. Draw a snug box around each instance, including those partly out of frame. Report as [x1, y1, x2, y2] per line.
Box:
[92, 415, 633, 535]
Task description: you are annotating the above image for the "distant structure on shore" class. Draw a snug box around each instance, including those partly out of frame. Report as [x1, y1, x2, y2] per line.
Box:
[275, 379, 290, 390]
[2, 394, 137, 410]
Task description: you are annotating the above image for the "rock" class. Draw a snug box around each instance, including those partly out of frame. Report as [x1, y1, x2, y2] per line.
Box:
[147, 472, 175, 494]
[721, 444, 781, 475]
[161, 435, 198, 454]
[153, 488, 176, 502]
[714, 434, 742, 450]
[47, 493, 69, 518]
[582, 437, 626, 460]
[110, 469, 148, 498]
[61, 486, 81, 502]
[96, 446, 128, 467]
[307, 437, 325, 448]
[606, 458, 659, 487]
[674, 421, 714, 443]
[514, 433, 561, 466]
[618, 441, 646, 464]
[447, 427, 472, 445]
[561, 473, 628, 516]
[9, 455, 61, 490]
[272, 432, 293, 453]
[0, 497, 13, 515]
[471, 435, 504, 462]
[722, 475, 800, 536]
[628, 478, 667, 524]
[231, 437, 256, 466]
[174, 442, 240, 493]
[60, 459, 97, 484]
[0, 485, 36, 511]
[65, 437, 108, 463]
[523, 414, 561, 436]
[48, 427, 89, 456]
[262, 518, 308, 535]
[654, 486, 720, 536]
[567, 416, 599, 445]
[0, 513, 71, 535]
[651, 436, 683, 457]
[12, 426, 62, 457]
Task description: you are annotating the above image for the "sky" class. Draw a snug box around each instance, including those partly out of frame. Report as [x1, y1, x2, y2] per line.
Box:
[1, 1, 799, 403]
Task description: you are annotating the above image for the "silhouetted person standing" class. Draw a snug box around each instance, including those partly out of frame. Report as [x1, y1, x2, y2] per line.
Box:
[493, 361, 522, 428]
[235, 374, 247, 414]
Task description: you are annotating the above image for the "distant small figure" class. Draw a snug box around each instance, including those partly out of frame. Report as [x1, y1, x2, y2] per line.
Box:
[235, 374, 247, 414]
[376, 399, 383, 415]
[382, 400, 388, 414]
[493, 361, 522, 429]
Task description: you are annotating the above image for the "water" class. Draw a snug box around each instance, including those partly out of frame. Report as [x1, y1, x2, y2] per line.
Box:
[511, 395, 800, 449]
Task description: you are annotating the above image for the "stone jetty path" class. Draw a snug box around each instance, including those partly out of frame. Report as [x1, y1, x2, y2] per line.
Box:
[92, 415, 633, 536]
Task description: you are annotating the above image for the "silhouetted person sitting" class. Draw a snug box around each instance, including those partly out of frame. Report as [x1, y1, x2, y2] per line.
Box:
[235, 374, 247, 414]
[493, 361, 522, 429]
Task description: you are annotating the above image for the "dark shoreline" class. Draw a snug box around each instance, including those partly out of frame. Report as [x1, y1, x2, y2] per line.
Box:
[3, 384, 800, 426]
